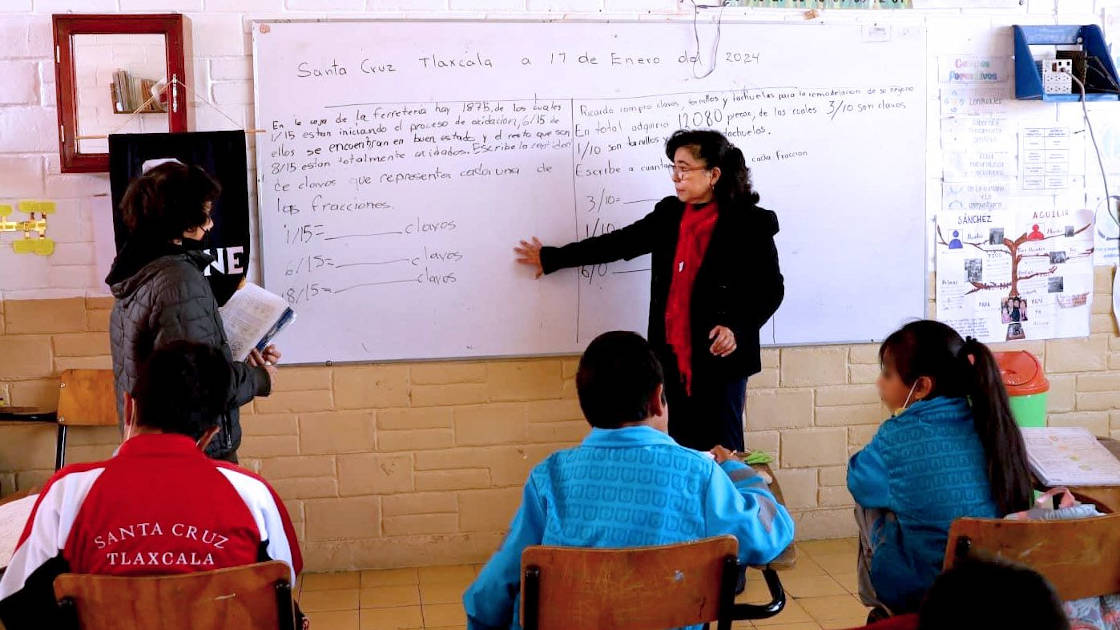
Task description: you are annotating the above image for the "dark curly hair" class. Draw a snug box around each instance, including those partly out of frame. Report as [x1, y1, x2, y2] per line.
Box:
[120, 161, 221, 240]
[665, 129, 760, 207]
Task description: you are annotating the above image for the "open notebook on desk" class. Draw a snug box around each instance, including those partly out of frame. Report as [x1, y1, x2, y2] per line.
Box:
[1022, 427, 1120, 487]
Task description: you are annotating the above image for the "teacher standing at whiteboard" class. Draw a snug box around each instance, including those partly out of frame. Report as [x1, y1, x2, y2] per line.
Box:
[514, 129, 783, 452]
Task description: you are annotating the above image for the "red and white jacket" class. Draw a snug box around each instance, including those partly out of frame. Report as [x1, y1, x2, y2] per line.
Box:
[0, 433, 302, 629]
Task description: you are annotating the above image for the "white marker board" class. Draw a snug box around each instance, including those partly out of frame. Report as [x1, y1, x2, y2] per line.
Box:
[252, 19, 927, 364]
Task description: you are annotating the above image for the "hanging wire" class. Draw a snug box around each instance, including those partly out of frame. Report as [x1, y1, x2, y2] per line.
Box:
[690, 0, 727, 80]
[80, 78, 257, 141]
[1069, 74, 1119, 263]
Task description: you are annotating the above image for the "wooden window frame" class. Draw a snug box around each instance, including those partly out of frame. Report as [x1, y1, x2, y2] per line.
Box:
[52, 14, 187, 173]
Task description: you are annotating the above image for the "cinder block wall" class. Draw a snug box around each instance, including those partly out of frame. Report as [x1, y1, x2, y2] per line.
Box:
[2, 0, 1118, 571]
[2, 269, 1117, 569]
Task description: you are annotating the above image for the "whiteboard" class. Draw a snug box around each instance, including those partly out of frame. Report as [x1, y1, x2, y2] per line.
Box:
[252, 19, 927, 364]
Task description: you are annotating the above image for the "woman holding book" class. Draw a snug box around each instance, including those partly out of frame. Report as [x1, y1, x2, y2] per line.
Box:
[106, 160, 279, 462]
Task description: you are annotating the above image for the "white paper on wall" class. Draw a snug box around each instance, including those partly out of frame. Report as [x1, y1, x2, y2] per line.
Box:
[936, 208, 1095, 343]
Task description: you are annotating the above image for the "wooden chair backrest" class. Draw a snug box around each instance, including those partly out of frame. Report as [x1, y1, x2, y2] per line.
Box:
[521, 535, 738, 630]
[945, 514, 1120, 601]
[52, 561, 294, 630]
[56, 369, 118, 427]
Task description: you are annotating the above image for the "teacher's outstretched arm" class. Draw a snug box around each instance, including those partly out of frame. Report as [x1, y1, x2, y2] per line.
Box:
[513, 206, 665, 278]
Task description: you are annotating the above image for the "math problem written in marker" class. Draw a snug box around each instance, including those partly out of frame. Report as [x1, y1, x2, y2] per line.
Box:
[253, 20, 927, 364]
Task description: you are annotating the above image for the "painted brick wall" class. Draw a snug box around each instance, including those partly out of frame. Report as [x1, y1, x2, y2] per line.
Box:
[1, 0, 1119, 570]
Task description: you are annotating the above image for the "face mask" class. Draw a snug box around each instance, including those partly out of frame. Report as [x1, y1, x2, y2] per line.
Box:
[179, 228, 210, 251]
[891, 380, 919, 417]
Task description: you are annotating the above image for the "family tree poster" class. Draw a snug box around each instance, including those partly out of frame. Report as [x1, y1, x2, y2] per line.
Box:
[935, 207, 1094, 342]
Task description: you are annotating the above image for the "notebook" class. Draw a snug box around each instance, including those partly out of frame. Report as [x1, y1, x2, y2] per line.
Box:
[1021, 426, 1120, 487]
[219, 283, 296, 362]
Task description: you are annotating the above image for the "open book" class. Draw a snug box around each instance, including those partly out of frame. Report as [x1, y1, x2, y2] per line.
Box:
[219, 283, 296, 362]
[1021, 426, 1120, 487]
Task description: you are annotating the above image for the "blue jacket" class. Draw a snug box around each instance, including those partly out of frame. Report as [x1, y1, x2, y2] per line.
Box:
[463, 425, 795, 630]
[848, 397, 998, 612]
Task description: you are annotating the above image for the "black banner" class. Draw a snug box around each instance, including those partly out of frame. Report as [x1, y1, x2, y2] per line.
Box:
[108, 131, 251, 305]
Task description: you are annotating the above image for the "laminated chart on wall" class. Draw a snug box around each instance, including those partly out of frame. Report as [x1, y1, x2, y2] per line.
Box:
[1020, 126, 1073, 191]
[251, 20, 928, 364]
[942, 116, 1016, 182]
[935, 208, 1094, 343]
[935, 51, 1101, 340]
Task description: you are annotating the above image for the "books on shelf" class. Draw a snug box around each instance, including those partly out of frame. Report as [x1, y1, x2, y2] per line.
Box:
[110, 69, 167, 114]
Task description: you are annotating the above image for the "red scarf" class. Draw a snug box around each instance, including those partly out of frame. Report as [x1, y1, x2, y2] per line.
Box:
[664, 202, 719, 394]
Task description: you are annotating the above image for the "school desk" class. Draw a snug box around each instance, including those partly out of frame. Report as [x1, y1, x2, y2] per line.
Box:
[0, 489, 37, 577]
[1065, 437, 1120, 513]
[741, 461, 797, 570]
[0, 406, 63, 471]
[1032, 437, 1120, 513]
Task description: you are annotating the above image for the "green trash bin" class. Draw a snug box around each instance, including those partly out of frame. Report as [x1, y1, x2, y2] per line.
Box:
[994, 351, 1049, 428]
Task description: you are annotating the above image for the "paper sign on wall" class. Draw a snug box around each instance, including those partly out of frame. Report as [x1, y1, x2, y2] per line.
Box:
[936, 208, 1095, 343]
[940, 86, 1008, 116]
[939, 56, 1011, 84]
[942, 116, 1016, 181]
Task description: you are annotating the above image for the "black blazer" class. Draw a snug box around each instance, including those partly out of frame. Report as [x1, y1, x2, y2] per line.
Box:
[540, 196, 784, 380]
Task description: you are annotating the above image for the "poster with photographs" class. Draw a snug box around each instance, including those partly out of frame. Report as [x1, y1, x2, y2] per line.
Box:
[936, 208, 1095, 342]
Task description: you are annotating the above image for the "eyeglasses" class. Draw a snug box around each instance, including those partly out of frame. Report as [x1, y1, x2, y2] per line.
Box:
[664, 163, 710, 178]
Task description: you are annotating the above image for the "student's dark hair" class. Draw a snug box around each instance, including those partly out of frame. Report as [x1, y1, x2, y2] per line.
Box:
[133, 340, 231, 440]
[576, 331, 665, 429]
[665, 129, 760, 207]
[879, 320, 1032, 515]
[917, 557, 1068, 630]
[120, 161, 220, 241]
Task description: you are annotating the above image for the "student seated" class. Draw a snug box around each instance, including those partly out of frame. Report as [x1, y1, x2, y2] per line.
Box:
[848, 320, 1032, 618]
[917, 557, 1069, 630]
[0, 341, 304, 630]
[463, 331, 795, 630]
[851, 558, 1069, 630]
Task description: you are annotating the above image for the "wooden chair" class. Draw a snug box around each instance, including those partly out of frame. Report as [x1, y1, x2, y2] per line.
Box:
[53, 561, 297, 630]
[944, 513, 1120, 601]
[54, 369, 119, 470]
[520, 535, 786, 630]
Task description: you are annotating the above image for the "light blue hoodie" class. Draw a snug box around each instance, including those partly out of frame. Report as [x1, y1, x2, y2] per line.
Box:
[848, 396, 998, 613]
[463, 425, 795, 630]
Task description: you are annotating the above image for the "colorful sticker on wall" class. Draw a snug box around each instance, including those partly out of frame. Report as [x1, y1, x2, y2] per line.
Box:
[2, 200, 56, 256]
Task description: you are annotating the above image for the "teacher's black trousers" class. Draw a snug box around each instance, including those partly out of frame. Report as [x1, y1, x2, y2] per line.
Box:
[660, 351, 749, 452]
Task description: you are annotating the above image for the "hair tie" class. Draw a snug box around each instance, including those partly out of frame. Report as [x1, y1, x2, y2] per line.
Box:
[958, 336, 980, 363]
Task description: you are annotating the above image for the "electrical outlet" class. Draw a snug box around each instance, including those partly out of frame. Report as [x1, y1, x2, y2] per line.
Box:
[1037, 59, 1073, 94]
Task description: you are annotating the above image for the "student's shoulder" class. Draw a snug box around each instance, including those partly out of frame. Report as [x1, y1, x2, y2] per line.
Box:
[212, 461, 284, 502]
[147, 255, 211, 298]
[43, 460, 110, 489]
[30, 460, 112, 513]
[661, 443, 723, 478]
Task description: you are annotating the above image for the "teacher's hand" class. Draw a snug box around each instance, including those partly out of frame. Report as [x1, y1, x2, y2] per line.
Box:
[514, 236, 544, 278]
[709, 325, 737, 357]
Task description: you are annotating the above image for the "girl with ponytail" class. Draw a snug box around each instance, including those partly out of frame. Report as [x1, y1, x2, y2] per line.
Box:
[514, 129, 784, 453]
[848, 320, 1032, 619]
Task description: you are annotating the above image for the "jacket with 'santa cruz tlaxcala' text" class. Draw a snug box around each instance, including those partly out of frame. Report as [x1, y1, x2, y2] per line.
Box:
[0, 433, 302, 629]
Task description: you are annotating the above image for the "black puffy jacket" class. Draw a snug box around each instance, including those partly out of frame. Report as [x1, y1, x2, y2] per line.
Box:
[540, 195, 783, 380]
[107, 245, 270, 459]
